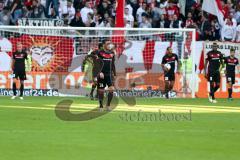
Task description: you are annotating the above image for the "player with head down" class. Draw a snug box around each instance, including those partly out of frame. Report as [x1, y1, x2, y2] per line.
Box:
[161, 47, 181, 99]
[204, 42, 224, 103]
[97, 39, 116, 111]
[224, 48, 239, 100]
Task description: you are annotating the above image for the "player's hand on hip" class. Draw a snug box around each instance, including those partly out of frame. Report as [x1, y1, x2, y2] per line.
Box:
[99, 72, 104, 79]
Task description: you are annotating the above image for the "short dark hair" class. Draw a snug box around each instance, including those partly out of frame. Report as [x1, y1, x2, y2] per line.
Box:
[230, 48, 235, 52]
[102, 39, 110, 45]
[167, 47, 171, 51]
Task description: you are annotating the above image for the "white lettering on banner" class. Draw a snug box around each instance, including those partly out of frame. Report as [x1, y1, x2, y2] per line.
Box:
[17, 18, 64, 35]
[48, 75, 60, 89]
[204, 42, 240, 60]
[18, 19, 64, 27]
[25, 75, 33, 89]
[0, 74, 6, 88]
[36, 75, 46, 89]
[63, 75, 75, 89]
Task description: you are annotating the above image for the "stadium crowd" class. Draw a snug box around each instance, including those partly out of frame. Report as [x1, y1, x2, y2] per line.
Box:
[0, 0, 240, 41]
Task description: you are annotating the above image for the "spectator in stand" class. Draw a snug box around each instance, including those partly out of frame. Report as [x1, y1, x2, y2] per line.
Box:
[171, 14, 181, 28]
[136, 2, 146, 26]
[94, 14, 102, 27]
[85, 12, 95, 27]
[98, 17, 111, 28]
[24, 0, 32, 10]
[234, 4, 240, 24]
[221, 17, 236, 41]
[124, 7, 134, 28]
[139, 13, 152, 28]
[49, 7, 57, 18]
[125, 2, 133, 16]
[0, 7, 12, 25]
[159, 14, 165, 28]
[10, 0, 23, 24]
[159, 0, 168, 16]
[210, 19, 221, 41]
[200, 15, 211, 40]
[69, 10, 85, 27]
[80, 1, 93, 25]
[233, 22, 240, 42]
[97, 0, 111, 20]
[166, 2, 179, 19]
[0, 1, 4, 12]
[30, 0, 45, 18]
[150, 2, 162, 28]
[60, 0, 75, 23]
[185, 12, 194, 28]
[45, 0, 59, 18]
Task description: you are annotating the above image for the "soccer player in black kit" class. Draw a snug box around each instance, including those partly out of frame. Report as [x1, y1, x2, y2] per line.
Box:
[204, 43, 224, 103]
[224, 48, 239, 101]
[161, 47, 181, 99]
[97, 40, 116, 111]
[82, 43, 103, 100]
[11, 42, 28, 100]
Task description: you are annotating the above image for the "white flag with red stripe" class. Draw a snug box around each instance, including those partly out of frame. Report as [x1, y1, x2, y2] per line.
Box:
[202, 0, 224, 26]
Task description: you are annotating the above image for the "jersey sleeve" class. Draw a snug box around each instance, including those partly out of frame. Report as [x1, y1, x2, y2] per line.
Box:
[24, 52, 28, 59]
[12, 52, 16, 60]
[175, 54, 179, 62]
[236, 59, 239, 65]
[205, 52, 210, 61]
[161, 56, 166, 64]
[224, 57, 227, 64]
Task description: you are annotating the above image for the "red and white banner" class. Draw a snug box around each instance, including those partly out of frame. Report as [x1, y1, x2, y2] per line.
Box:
[202, 0, 225, 25]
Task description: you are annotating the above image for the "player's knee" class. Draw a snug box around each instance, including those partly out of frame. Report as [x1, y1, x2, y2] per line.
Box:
[215, 83, 220, 88]
[227, 83, 232, 88]
[108, 86, 115, 91]
[13, 79, 17, 83]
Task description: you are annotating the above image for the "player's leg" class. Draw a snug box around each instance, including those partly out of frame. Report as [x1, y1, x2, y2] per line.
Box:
[169, 74, 175, 92]
[208, 73, 214, 102]
[164, 79, 170, 99]
[19, 80, 24, 100]
[227, 75, 234, 100]
[106, 86, 114, 111]
[212, 72, 220, 103]
[11, 78, 17, 99]
[19, 71, 26, 100]
[106, 75, 114, 110]
[90, 83, 97, 100]
[97, 77, 106, 111]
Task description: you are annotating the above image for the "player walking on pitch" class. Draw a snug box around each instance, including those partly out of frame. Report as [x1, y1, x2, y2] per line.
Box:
[11, 43, 29, 100]
[97, 40, 116, 111]
[224, 48, 239, 101]
[161, 47, 181, 99]
[204, 42, 224, 103]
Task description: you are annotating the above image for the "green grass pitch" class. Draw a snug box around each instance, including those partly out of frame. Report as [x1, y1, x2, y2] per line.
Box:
[0, 96, 240, 160]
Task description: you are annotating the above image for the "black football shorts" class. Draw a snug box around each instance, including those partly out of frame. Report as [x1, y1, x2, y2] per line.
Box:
[208, 71, 220, 83]
[97, 74, 113, 89]
[13, 70, 26, 81]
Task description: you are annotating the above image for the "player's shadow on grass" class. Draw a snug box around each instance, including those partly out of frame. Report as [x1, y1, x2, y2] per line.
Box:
[51, 55, 163, 121]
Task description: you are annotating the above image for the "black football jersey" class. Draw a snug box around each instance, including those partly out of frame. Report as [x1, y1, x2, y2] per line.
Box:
[98, 49, 115, 75]
[206, 50, 224, 73]
[161, 53, 179, 73]
[224, 56, 239, 74]
[12, 51, 27, 71]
